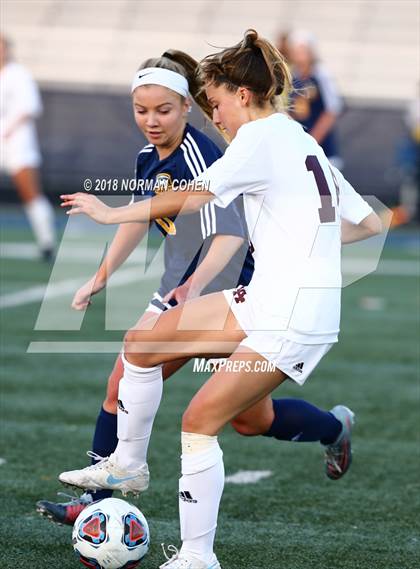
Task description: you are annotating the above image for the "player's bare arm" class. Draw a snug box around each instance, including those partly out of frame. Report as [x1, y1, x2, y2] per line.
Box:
[60, 187, 214, 224]
[71, 222, 148, 310]
[310, 111, 338, 145]
[341, 211, 382, 244]
[163, 234, 244, 304]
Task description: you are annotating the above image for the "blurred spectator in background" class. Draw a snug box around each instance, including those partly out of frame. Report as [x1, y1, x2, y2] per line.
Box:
[405, 87, 420, 210]
[0, 34, 55, 260]
[393, 85, 420, 225]
[276, 30, 291, 63]
[287, 30, 343, 168]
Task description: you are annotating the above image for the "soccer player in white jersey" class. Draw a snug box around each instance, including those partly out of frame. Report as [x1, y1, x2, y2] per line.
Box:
[61, 30, 382, 569]
[0, 35, 55, 260]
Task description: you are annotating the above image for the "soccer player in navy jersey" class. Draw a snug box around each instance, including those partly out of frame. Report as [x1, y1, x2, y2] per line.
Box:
[288, 30, 343, 168]
[37, 50, 253, 525]
[132, 121, 253, 307]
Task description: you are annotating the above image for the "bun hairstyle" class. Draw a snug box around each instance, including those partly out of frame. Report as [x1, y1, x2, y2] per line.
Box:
[199, 29, 292, 108]
[138, 51, 213, 121]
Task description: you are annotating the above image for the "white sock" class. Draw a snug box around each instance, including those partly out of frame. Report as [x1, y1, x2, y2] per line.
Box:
[179, 432, 224, 564]
[114, 355, 163, 471]
[23, 195, 55, 250]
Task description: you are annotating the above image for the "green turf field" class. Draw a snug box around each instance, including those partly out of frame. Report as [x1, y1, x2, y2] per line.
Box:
[1, 211, 419, 569]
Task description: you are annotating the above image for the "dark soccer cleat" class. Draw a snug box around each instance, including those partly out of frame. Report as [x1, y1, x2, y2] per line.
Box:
[324, 405, 355, 480]
[36, 492, 93, 526]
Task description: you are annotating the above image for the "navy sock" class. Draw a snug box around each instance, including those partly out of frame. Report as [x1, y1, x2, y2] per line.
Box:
[263, 398, 342, 445]
[89, 406, 118, 501]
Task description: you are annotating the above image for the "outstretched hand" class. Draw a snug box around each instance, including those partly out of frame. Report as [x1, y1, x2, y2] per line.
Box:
[72, 275, 106, 311]
[162, 278, 203, 306]
[60, 193, 112, 224]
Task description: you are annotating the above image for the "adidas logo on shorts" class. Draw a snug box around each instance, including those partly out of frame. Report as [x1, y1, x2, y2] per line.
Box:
[117, 399, 128, 414]
[179, 491, 197, 503]
[293, 362, 304, 373]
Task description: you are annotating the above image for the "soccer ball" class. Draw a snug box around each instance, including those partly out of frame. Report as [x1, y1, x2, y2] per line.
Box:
[72, 497, 150, 569]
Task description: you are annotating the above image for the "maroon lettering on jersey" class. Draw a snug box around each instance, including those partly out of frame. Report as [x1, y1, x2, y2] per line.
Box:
[233, 285, 247, 304]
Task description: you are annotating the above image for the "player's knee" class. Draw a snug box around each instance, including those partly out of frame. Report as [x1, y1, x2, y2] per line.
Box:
[182, 405, 208, 433]
[127, 352, 156, 368]
[123, 328, 156, 368]
[123, 327, 139, 347]
[230, 417, 260, 437]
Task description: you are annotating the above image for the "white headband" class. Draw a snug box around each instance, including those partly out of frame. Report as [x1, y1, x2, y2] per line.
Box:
[131, 67, 189, 97]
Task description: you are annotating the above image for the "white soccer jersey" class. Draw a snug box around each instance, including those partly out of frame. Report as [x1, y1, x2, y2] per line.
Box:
[0, 62, 42, 133]
[0, 62, 43, 173]
[197, 113, 372, 344]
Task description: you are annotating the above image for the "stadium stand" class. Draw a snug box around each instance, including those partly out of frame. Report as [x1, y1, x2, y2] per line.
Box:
[2, 0, 418, 102]
[1, 1, 419, 203]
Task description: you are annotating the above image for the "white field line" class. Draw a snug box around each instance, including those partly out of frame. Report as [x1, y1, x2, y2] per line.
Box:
[225, 470, 273, 484]
[2, 242, 419, 274]
[1, 242, 43, 259]
[342, 258, 419, 276]
[27, 342, 127, 353]
[0, 242, 152, 263]
[1, 243, 418, 310]
[0, 265, 162, 309]
[1, 280, 81, 309]
[27, 340, 241, 354]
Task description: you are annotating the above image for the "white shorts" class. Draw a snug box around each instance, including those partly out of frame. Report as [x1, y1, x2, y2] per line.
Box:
[224, 287, 334, 385]
[0, 124, 41, 175]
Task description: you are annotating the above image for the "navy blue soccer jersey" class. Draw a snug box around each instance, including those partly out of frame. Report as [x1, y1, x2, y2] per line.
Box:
[133, 123, 253, 301]
[291, 63, 342, 159]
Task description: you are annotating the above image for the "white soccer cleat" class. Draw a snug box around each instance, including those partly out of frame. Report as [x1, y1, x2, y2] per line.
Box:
[160, 545, 221, 569]
[58, 452, 149, 497]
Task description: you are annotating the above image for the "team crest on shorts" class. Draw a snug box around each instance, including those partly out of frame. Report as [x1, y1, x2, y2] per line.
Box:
[233, 285, 247, 304]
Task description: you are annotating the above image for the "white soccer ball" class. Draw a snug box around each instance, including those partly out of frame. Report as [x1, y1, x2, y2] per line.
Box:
[72, 497, 150, 569]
